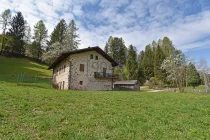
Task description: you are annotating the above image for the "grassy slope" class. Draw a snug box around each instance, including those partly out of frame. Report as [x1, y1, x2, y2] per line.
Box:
[0, 56, 51, 80]
[1, 56, 210, 139]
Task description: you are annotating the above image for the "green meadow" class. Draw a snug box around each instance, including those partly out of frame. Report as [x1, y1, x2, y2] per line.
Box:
[1, 56, 210, 139]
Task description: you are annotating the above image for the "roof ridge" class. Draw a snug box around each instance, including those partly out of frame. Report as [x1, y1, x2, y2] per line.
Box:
[48, 46, 118, 69]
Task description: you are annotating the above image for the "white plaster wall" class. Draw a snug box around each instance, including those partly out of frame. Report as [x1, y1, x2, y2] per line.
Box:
[53, 59, 69, 90]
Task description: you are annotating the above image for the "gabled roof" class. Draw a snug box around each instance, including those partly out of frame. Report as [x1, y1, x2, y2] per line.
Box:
[48, 46, 118, 69]
[114, 80, 139, 85]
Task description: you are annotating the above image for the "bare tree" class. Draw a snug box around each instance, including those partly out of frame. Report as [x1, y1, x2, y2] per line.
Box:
[197, 59, 209, 88]
[24, 21, 32, 44]
[185, 54, 195, 87]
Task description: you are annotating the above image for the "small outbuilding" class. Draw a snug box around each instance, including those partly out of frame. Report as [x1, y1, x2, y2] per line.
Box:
[114, 80, 140, 91]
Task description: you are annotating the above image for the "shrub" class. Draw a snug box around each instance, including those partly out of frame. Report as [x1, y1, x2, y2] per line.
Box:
[52, 82, 59, 89]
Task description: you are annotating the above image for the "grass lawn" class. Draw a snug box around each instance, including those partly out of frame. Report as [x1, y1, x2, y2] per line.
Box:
[1, 57, 210, 139]
[1, 82, 210, 139]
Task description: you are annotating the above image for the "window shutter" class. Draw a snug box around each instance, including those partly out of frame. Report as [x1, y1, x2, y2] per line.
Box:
[80, 64, 84, 72]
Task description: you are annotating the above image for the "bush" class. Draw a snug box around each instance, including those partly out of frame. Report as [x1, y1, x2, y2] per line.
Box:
[158, 80, 164, 89]
[52, 82, 59, 89]
[144, 77, 164, 89]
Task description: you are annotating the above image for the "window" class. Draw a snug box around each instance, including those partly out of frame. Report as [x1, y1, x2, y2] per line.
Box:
[103, 68, 106, 77]
[90, 54, 93, 59]
[95, 56, 98, 60]
[64, 65, 66, 72]
[59, 68, 61, 74]
[63, 81, 65, 89]
[79, 81, 83, 85]
[80, 64, 84, 72]
[59, 82, 62, 89]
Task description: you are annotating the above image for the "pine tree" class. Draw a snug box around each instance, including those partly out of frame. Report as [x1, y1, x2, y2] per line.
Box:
[64, 20, 80, 50]
[109, 37, 127, 67]
[142, 45, 154, 80]
[44, 20, 80, 64]
[151, 40, 157, 52]
[154, 45, 166, 81]
[104, 36, 113, 55]
[187, 62, 201, 88]
[33, 20, 48, 59]
[8, 12, 26, 54]
[50, 19, 67, 44]
[161, 37, 175, 56]
[126, 45, 138, 80]
[137, 51, 146, 84]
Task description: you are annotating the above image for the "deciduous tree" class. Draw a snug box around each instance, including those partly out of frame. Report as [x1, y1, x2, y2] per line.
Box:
[0, 9, 11, 54]
[161, 51, 186, 91]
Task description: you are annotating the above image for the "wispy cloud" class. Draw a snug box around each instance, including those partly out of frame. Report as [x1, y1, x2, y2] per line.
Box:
[0, 0, 209, 52]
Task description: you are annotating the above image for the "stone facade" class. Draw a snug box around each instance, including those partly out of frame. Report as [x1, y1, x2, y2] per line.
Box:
[53, 50, 115, 90]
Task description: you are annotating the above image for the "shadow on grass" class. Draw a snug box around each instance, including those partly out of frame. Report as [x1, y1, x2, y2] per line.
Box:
[0, 56, 52, 77]
[17, 84, 52, 89]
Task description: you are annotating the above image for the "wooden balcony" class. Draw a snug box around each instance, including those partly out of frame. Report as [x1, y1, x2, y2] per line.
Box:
[94, 72, 118, 79]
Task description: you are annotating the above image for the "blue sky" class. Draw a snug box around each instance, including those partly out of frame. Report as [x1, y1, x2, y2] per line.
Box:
[0, 0, 210, 64]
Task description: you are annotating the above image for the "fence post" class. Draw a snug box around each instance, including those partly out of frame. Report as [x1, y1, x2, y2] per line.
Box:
[49, 78, 52, 87]
[20, 73, 22, 84]
[35, 76, 37, 85]
[16, 74, 19, 85]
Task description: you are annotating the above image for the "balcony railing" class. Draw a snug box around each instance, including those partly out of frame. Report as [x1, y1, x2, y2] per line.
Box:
[94, 72, 118, 79]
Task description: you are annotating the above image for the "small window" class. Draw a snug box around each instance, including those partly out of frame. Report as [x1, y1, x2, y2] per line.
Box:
[80, 64, 84, 72]
[79, 81, 83, 85]
[59, 68, 61, 74]
[90, 54, 93, 59]
[95, 56, 98, 60]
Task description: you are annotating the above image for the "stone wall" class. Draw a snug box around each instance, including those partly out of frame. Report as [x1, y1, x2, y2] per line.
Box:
[53, 50, 114, 90]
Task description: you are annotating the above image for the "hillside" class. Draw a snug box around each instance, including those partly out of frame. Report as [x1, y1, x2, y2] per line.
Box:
[0, 56, 52, 83]
[1, 56, 210, 139]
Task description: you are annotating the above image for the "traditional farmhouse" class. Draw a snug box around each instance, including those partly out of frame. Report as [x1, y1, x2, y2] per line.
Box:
[48, 46, 118, 90]
[114, 80, 140, 91]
